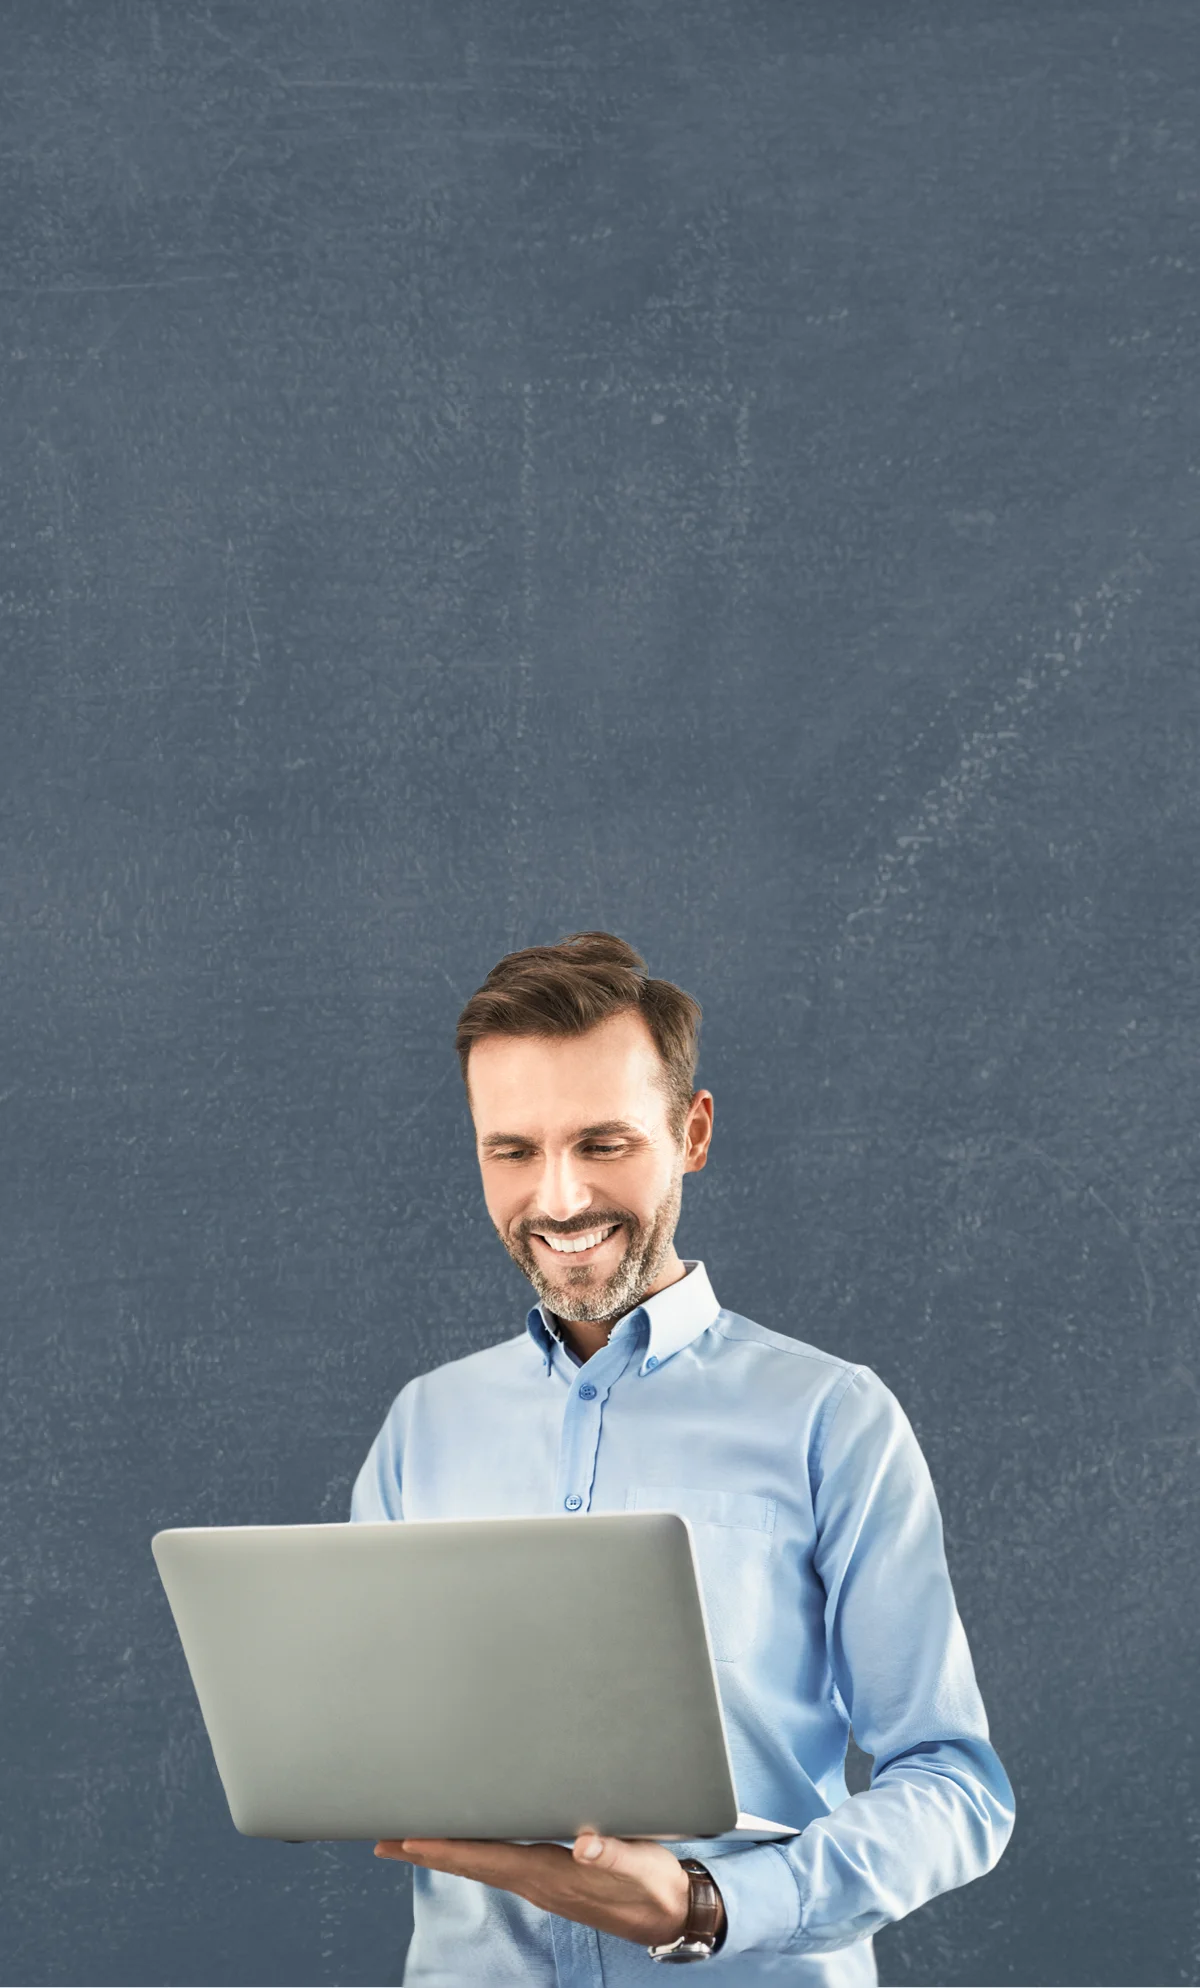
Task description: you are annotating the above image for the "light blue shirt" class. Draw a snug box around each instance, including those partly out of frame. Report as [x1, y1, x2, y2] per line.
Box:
[350, 1261, 1015, 1986]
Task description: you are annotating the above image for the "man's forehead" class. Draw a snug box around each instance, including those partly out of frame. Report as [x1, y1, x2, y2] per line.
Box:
[467, 1017, 666, 1131]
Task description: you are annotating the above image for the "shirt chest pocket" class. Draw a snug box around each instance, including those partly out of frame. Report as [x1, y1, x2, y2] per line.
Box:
[624, 1484, 777, 1663]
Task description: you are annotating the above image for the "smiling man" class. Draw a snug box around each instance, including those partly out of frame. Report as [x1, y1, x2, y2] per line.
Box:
[351, 932, 1015, 1985]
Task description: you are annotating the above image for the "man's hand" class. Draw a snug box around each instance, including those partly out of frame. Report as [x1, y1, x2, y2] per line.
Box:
[374, 1829, 723, 1949]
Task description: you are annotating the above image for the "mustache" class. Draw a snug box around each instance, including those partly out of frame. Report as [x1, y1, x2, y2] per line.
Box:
[519, 1216, 630, 1240]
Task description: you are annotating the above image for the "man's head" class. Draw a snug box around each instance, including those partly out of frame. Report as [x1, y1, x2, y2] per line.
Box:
[455, 933, 713, 1328]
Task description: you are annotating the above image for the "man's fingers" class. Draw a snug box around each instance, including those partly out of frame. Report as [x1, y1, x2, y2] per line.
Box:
[376, 1836, 474, 1867]
[377, 1831, 657, 1887]
[373, 1831, 690, 1945]
[374, 1837, 566, 1887]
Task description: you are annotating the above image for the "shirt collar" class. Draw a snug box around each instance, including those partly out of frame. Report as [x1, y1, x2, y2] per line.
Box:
[525, 1260, 721, 1376]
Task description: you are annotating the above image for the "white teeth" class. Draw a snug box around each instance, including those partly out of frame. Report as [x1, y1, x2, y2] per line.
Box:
[537, 1224, 617, 1254]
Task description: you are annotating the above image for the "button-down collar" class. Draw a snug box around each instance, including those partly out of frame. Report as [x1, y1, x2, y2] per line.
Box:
[525, 1258, 721, 1377]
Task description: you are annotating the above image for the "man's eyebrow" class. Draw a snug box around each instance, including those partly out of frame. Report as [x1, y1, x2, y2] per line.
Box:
[479, 1119, 643, 1149]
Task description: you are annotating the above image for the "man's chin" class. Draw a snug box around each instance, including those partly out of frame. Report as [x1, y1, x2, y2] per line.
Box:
[530, 1259, 640, 1325]
[536, 1275, 625, 1321]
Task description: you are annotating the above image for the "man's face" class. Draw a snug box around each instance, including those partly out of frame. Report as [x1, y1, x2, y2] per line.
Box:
[468, 1010, 711, 1325]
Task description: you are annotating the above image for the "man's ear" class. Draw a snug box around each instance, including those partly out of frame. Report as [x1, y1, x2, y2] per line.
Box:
[683, 1091, 714, 1173]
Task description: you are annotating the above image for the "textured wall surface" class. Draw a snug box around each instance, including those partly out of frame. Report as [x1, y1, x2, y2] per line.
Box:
[2, 4, 1198, 1984]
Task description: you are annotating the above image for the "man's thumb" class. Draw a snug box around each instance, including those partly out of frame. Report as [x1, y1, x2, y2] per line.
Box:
[572, 1830, 618, 1866]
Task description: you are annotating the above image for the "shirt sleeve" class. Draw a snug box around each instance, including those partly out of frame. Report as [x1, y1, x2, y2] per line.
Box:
[710, 1364, 1016, 1961]
[348, 1383, 410, 1522]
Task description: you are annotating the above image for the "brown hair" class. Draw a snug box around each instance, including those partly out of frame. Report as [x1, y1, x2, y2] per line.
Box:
[455, 931, 702, 1142]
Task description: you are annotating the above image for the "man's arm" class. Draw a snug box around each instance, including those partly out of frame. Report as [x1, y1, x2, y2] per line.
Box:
[693, 1364, 1015, 1962]
[349, 1386, 409, 1523]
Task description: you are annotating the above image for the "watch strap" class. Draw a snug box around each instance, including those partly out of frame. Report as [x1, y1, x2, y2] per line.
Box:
[646, 1858, 723, 1961]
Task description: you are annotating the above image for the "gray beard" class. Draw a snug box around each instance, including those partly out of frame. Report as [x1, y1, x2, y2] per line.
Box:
[502, 1167, 685, 1330]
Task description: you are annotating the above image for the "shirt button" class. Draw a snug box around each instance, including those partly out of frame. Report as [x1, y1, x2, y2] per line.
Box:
[644, 1355, 659, 1372]
[564, 1494, 583, 1511]
[578, 1383, 597, 1399]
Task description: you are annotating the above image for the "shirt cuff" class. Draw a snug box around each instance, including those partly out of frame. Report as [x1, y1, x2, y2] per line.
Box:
[702, 1841, 805, 1958]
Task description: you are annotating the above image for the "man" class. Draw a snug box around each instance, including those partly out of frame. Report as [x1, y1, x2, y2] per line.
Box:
[352, 931, 1015, 1984]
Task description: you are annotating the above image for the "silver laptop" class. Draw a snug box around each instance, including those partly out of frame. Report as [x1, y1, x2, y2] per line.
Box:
[151, 1512, 800, 1845]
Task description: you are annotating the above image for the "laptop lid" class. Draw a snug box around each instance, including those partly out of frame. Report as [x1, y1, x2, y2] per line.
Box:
[151, 1513, 797, 1843]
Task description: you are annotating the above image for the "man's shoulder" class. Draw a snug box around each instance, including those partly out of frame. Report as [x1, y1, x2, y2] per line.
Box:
[711, 1313, 905, 1455]
[712, 1306, 862, 1382]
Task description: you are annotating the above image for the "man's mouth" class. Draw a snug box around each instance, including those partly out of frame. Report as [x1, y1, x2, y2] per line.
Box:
[528, 1222, 622, 1263]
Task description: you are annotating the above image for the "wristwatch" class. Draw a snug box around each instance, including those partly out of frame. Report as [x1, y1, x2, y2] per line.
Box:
[646, 1857, 725, 1963]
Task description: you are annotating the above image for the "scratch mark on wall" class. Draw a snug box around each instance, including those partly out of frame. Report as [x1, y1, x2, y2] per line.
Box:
[220, 539, 231, 676]
[243, 598, 261, 667]
[725, 391, 753, 611]
[60, 297, 143, 392]
[217, 537, 263, 958]
[223, 537, 262, 711]
[584, 812, 606, 927]
[393, 1062, 457, 1142]
[994, 1134, 1156, 1332]
[0, 275, 236, 296]
[38, 438, 75, 674]
[282, 76, 479, 92]
[703, 204, 753, 612]
[507, 381, 537, 948]
[839, 552, 1150, 947]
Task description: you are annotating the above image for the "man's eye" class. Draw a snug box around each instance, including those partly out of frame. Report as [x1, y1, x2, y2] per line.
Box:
[490, 1143, 622, 1160]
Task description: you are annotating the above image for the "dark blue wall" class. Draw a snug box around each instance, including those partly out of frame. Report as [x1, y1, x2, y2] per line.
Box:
[3, 4, 1197, 1983]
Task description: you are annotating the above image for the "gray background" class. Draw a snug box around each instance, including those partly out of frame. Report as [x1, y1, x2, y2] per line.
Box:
[2, 2, 1197, 1983]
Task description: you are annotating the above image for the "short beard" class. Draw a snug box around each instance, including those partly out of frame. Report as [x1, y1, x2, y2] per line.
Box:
[500, 1166, 685, 1330]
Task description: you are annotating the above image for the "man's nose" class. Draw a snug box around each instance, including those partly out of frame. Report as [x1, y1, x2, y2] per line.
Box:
[533, 1150, 595, 1221]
